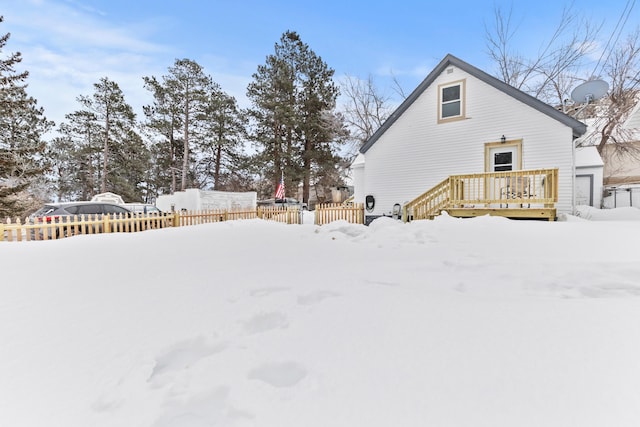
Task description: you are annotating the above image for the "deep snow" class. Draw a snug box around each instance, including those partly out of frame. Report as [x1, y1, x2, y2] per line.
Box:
[1, 206, 640, 427]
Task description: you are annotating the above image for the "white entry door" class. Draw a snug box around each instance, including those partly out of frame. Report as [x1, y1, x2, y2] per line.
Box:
[485, 141, 522, 205]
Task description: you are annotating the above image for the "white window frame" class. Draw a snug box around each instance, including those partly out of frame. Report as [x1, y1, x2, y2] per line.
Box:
[438, 79, 466, 123]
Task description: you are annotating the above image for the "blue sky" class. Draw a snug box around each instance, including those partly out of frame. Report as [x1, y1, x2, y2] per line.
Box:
[0, 0, 637, 127]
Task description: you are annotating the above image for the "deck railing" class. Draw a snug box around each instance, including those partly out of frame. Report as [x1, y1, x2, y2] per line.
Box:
[404, 168, 559, 221]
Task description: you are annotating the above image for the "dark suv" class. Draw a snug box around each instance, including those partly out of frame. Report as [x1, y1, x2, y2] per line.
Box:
[28, 201, 133, 239]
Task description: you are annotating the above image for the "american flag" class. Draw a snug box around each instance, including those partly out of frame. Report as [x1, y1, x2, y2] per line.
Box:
[275, 175, 285, 199]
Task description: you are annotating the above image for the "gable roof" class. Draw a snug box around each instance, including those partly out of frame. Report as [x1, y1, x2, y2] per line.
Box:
[360, 54, 587, 154]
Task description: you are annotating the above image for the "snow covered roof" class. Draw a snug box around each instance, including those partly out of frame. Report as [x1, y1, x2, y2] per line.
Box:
[623, 102, 640, 129]
[575, 146, 603, 168]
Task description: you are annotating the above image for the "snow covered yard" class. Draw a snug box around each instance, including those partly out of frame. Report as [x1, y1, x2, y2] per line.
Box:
[1, 207, 640, 427]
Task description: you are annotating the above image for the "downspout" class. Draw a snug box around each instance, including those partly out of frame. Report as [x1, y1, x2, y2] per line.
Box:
[571, 134, 577, 214]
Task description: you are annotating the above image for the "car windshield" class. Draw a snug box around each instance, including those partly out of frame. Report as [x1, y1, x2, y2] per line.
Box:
[31, 206, 57, 216]
[127, 204, 161, 213]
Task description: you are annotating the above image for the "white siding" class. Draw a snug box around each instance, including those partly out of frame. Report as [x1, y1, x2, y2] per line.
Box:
[351, 154, 366, 205]
[361, 65, 575, 217]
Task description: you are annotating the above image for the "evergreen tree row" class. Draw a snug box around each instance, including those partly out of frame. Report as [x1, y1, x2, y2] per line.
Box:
[0, 18, 350, 218]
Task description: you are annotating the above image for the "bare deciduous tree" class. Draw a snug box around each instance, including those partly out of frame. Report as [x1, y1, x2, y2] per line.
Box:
[485, 4, 640, 160]
[594, 30, 640, 155]
[340, 74, 393, 158]
[485, 4, 600, 106]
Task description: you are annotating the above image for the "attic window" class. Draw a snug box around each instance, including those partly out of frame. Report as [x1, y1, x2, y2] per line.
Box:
[438, 79, 466, 123]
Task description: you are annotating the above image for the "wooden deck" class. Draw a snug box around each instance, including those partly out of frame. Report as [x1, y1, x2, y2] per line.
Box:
[404, 168, 559, 222]
[445, 207, 556, 221]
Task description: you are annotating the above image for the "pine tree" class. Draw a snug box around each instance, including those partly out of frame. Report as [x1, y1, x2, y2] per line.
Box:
[247, 38, 298, 198]
[51, 77, 148, 201]
[112, 129, 150, 202]
[0, 16, 53, 217]
[76, 77, 139, 194]
[143, 74, 184, 194]
[195, 82, 249, 190]
[247, 31, 346, 202]
[50, 110, 102, 200]
[295, 33, 347, 203]
[143, 59, 210, 192]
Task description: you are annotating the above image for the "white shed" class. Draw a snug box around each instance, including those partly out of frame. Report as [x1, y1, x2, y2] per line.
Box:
[575, 146, 604, 207]
[155, 189, 256, 212]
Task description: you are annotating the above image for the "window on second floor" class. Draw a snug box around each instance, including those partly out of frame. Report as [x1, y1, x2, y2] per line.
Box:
[438, 79, 465, 123]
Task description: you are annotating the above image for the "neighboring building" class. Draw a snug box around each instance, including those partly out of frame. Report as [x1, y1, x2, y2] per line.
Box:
[598, 105, 640, 208]
[155, 189, 257, 212]
[575, 146, 604, 207]
[601, 141, 640, 185]
[623, 101, 640, 129]
[296, 184, 352, 209]
[574, 106, 640, 208]
[351, 54, 586, 223]
[578, 114, 640, 186]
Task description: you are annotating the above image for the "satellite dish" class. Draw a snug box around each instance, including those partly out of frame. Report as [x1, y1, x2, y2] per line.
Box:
[570, 79, 609, 104]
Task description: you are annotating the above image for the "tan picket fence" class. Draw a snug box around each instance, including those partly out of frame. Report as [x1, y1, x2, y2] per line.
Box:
[314, 203, 365, 225]
[0, 212, 174, 242]
[0, 205, 320, 242]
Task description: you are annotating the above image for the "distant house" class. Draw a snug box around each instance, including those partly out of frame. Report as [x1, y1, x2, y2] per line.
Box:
[601, 141, 640, 185]
[623, 101, 640, 130]
[596, 102, 640, 208]
[351, 54, 587, 223]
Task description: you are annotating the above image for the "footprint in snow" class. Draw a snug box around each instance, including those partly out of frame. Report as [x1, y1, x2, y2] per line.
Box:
[247, 361, 307, 388]
[297, 290, 341, 306]
[249, 286, 291, 297]
[151, 386, 254, 427]
[241, 312, 288, 335]
[148, 336, 227, 382]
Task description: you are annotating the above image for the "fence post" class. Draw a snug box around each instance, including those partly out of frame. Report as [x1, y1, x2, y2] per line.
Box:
[16, 217, 22, 242]
[0, 219, 5, 242]
[173, 211, 180, 227]
[103, 214, 111, 233]
[7, 217, 15, 241]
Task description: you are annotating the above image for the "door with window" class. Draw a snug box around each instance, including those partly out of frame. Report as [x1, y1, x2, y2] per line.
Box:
[485, 140, 522, 203]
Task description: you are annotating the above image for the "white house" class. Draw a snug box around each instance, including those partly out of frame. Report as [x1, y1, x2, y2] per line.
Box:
[351, 54, 586, 223]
